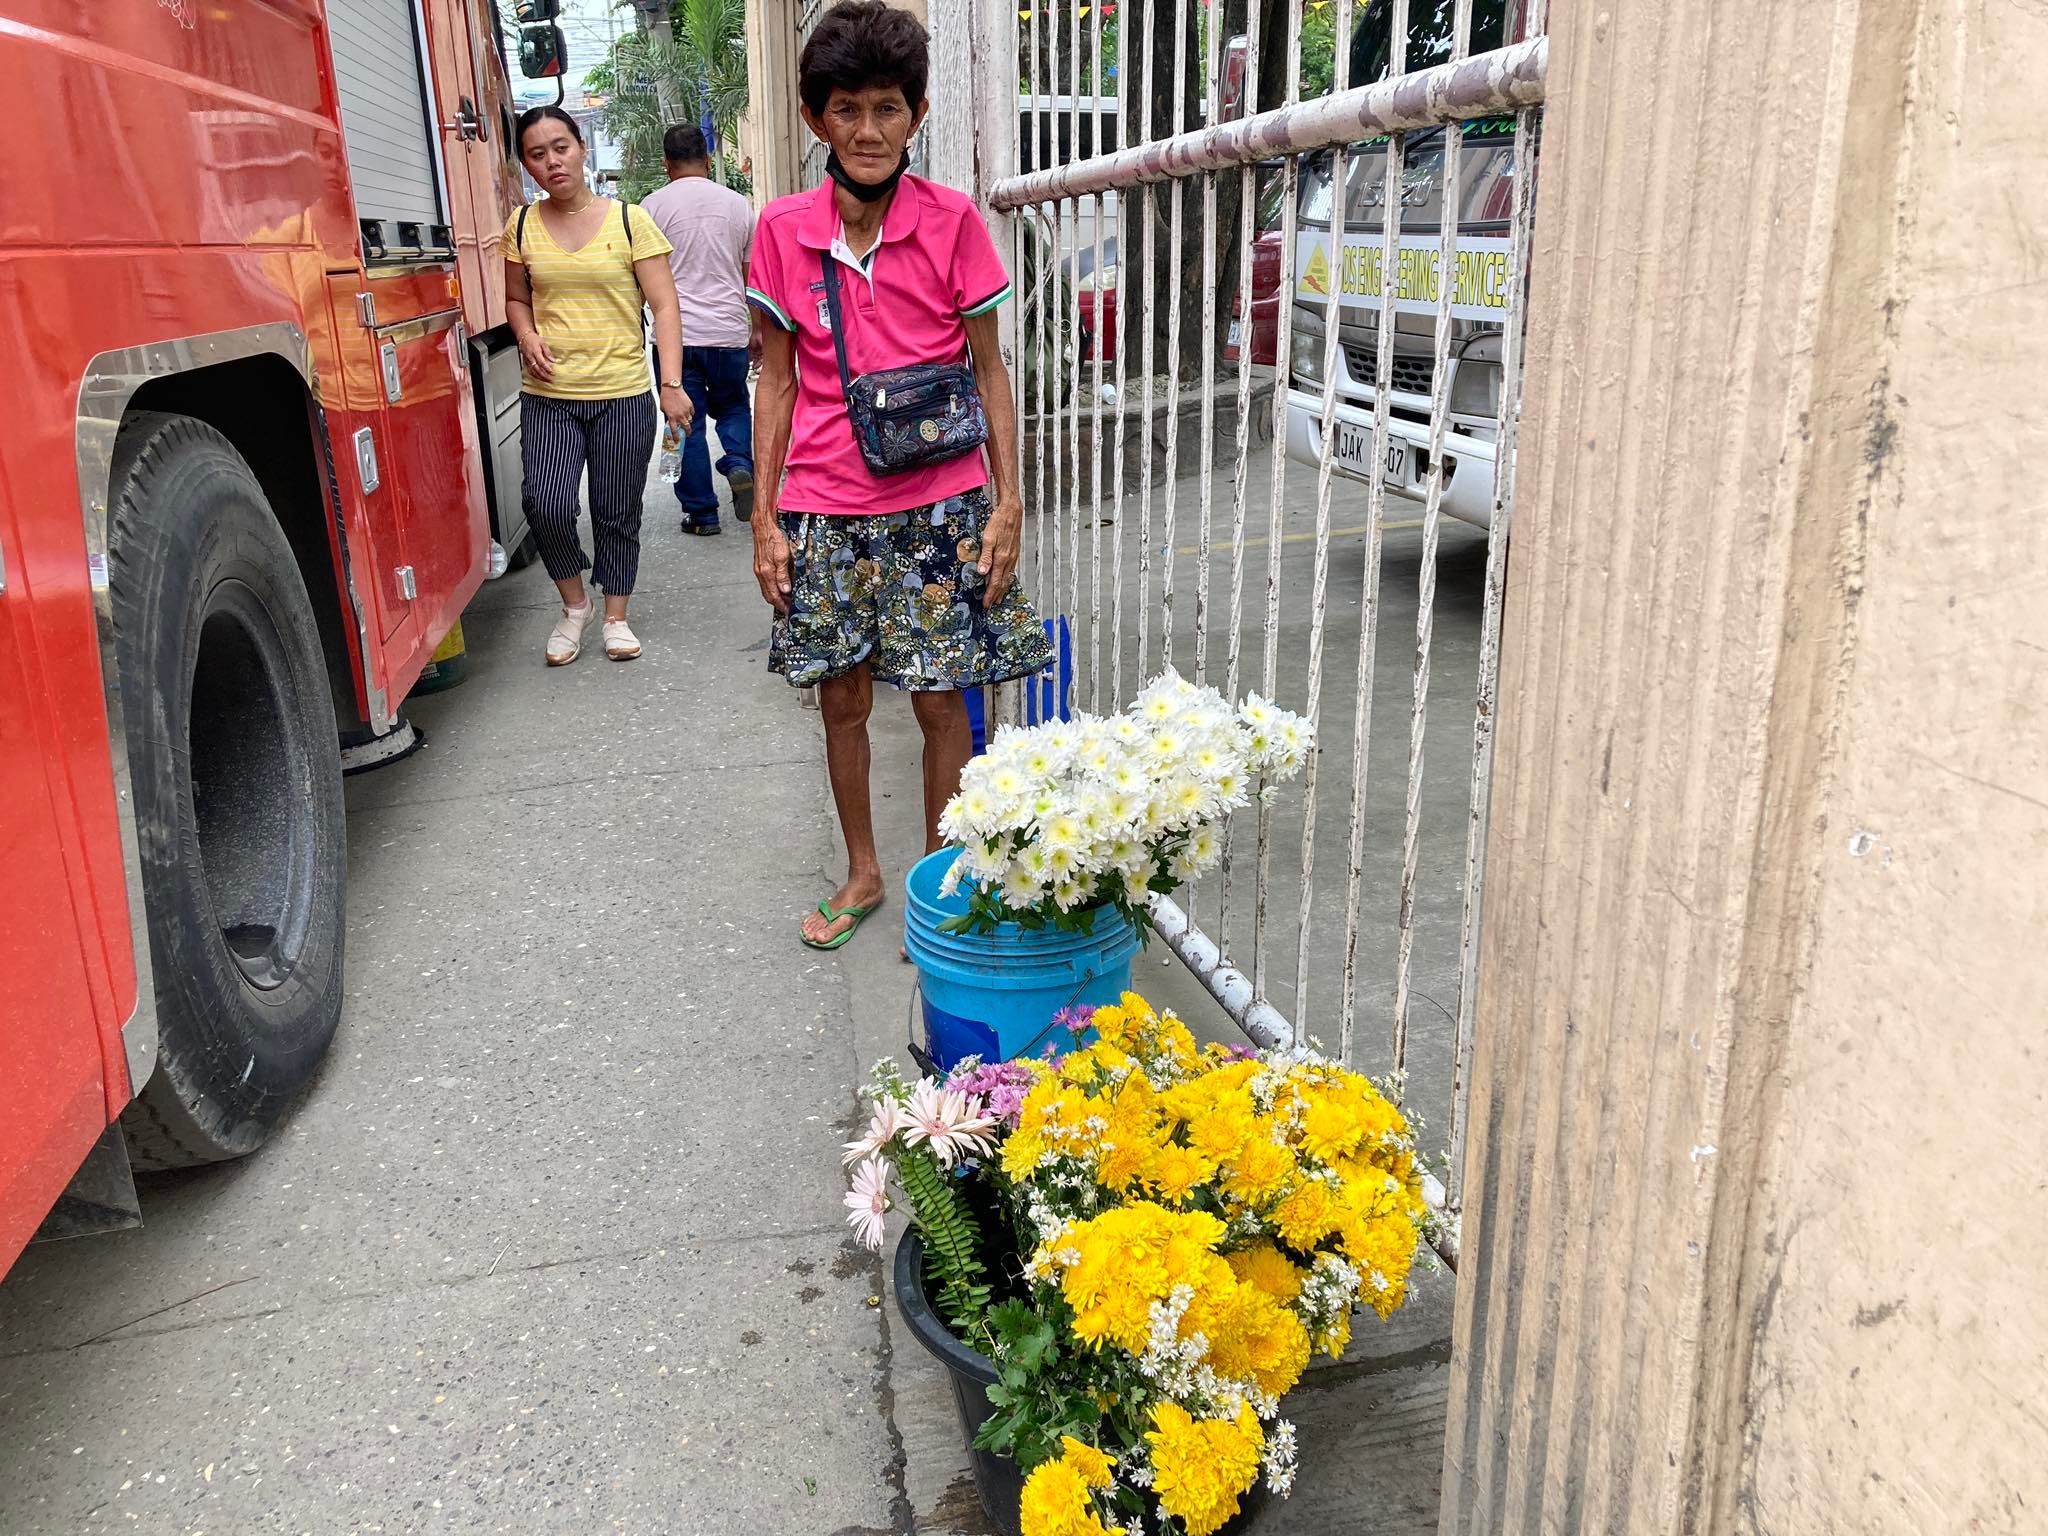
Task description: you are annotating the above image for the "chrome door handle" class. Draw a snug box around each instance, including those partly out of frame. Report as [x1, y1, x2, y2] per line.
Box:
[444, 96, 484, 142]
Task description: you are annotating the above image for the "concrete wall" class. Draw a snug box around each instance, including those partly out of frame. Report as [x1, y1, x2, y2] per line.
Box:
[1441, 0, 2048, 1530]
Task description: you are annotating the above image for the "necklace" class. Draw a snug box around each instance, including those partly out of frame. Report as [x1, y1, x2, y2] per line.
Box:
[552, 190, 596, 215]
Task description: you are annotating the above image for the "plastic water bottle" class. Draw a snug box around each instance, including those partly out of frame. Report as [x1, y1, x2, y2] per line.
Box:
[658, 422, 682, 484]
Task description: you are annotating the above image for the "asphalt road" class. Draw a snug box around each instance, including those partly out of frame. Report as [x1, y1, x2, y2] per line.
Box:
[0, 443, 1476, 1534]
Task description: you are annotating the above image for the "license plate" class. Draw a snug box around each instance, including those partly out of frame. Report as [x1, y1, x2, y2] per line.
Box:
[1333, 422, 1411, 484]
[1227, 319, 1242, 346]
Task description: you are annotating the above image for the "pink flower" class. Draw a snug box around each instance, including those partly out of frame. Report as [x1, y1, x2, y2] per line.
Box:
[945, 1059, 1038, 1130]
[842, 1099, 902, 1167]
[1051, 1004, 1097, 1038]
[844, 1156, 891, 1251]
[899, 1080, 999, 1167]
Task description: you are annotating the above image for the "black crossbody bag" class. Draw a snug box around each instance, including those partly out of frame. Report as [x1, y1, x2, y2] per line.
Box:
[821, 250, 989, 477]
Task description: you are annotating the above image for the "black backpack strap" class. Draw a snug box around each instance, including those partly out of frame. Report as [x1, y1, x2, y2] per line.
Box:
[820, 249, 854, 395]
[517, 204, 528, 257]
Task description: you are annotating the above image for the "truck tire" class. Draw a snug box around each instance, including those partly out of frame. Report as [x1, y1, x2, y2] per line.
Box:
[107, 413, 346, 1170]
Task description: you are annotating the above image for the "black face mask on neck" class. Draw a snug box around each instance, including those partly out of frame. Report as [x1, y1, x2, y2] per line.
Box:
[826, 150, 910, 204]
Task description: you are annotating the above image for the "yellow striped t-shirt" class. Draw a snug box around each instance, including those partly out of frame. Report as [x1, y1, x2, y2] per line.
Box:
[506, 200, 673, 400]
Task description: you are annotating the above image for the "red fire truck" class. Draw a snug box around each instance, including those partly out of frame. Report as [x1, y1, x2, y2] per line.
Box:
[0, 0, 568, 1274]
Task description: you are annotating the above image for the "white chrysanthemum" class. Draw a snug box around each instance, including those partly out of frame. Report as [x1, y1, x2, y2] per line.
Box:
[1003, 866, 1044, 909]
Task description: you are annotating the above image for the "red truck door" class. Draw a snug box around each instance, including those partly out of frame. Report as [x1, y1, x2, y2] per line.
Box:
[320, 0, 491, 687]
[423, 0, 516, 335]
[0, 526, 109, 1272]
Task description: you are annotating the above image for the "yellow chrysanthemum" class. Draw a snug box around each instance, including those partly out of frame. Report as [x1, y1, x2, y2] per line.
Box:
[1187, 1104, 1255, 1164]
[1143, 1141, 1216, 1203]
[1046, 1204, 1228, 1353]
[1191, 1276, 1312, 1400]
[1087, 1000, 1141, 1049]
[1145, 1402, 1264, 1536]
[1058, 1436, 1116, 1489]
[1090, 1074, 1166, 1193]
[1226, 1242, 1306, 1305]
[1159, 1059, 1260, 1123]
[1019, 1451, 1123, 1536]
[1273, 1177, 1341, 1248]
[1154, 1015, 1204, 1070]
[1296, 1090, 1366, 1164]
[1341, 1212, 1420, 1319]
[1222, 1135, 1296, 1205]
[1315, 1305, 1354, 1359]
[1003, 1128, 1047, 1180]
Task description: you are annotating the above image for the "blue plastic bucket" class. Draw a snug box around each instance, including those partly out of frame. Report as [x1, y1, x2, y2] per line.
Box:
[905, 847, 1142, 1069]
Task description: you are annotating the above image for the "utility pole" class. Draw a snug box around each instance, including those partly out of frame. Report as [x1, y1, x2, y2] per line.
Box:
[630, 0, 681, 123]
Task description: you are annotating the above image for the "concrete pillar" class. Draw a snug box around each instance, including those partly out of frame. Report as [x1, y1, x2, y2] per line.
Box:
[740, 0, 804, 203]
[1441, 0, 2048, 1530]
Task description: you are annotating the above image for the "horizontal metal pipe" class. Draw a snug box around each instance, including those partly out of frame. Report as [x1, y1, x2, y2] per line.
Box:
[989, 36, 1547, 208]
[1150, 892, 1458, 1267]
[1146, 895, 1295, 1052]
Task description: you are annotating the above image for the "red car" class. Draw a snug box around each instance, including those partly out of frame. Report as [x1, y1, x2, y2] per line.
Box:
[1227, 168, 1290, 366]
[1074, 166, 1287, 370]
[1072, 237, 1118, 368]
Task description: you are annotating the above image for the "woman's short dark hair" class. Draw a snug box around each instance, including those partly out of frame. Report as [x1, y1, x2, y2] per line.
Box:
[516, 105, 583, 154]
[798, 1, 929, 117]
[663, 123, 711, 163]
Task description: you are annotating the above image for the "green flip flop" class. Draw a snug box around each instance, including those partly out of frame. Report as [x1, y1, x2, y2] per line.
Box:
[802, 895, 884, 951]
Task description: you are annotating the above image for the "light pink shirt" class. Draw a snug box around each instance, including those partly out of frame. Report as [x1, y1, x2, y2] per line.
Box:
[639, 173, 755, 349]
[746, 176, 1013, 516]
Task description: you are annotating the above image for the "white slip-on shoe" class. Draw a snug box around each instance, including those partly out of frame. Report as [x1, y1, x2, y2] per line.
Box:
[602, 617, 642, 661]
[546, 601, 594, 666]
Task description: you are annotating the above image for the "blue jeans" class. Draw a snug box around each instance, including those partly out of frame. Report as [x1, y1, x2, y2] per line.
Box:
[673, 345, 754, 520]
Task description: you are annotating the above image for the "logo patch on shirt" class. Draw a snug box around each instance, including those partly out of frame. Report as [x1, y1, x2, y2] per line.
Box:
[817, 298, 833, 332]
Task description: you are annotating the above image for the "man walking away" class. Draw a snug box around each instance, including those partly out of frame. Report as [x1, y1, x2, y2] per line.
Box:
[641, 124, 758, 535]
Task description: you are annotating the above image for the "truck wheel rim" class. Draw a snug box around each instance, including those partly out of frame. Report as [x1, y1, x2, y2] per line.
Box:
[187, 579, 317, 994]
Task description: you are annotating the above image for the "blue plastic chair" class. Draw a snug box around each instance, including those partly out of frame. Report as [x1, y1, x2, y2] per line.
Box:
[964, 615, 1073, 754]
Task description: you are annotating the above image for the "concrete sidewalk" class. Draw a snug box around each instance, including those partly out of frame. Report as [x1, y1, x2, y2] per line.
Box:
[0, 461, 1450, 1534]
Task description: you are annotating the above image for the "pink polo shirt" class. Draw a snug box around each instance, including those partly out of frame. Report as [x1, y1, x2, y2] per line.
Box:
[746, 176, 1013, 515]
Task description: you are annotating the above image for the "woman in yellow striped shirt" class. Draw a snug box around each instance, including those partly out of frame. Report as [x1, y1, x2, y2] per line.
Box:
[507, 106, 691, 664]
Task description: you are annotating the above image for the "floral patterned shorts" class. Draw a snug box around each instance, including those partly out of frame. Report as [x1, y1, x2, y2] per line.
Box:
[769, 488, 1057, 691]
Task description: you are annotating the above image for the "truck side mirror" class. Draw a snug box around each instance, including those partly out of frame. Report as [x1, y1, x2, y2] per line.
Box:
[519, 23, 567, 79]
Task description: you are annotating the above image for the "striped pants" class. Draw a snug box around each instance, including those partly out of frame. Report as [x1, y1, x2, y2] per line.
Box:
[520, 391, 656, 596]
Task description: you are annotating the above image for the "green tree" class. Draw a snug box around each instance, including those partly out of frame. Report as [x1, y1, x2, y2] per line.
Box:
[588, 0, 750, 202]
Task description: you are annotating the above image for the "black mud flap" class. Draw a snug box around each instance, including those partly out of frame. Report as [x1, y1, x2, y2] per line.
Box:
[32, 1124, 143, 1246]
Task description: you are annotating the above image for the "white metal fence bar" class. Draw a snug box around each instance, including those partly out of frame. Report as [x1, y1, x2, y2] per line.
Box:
[1158, 0, 1191, 670]
[1299, 0, 1358, 1036]
[1109, 6, 1132, 711]
[994, 11, 1547, 1256]
[1213, 12, 1262, 962]
[1192, 4, 1221, 689]
[1251, 0, 1305, 1004]
[1340, 0, 1409, 1066]
[1394, 0, 1472, 1072]
[1087, 10, 1107, 711]
[1135, 9, 1159, 687]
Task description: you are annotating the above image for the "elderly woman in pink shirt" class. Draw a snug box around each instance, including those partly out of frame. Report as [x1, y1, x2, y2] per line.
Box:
[747, 0, 1053, 950]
